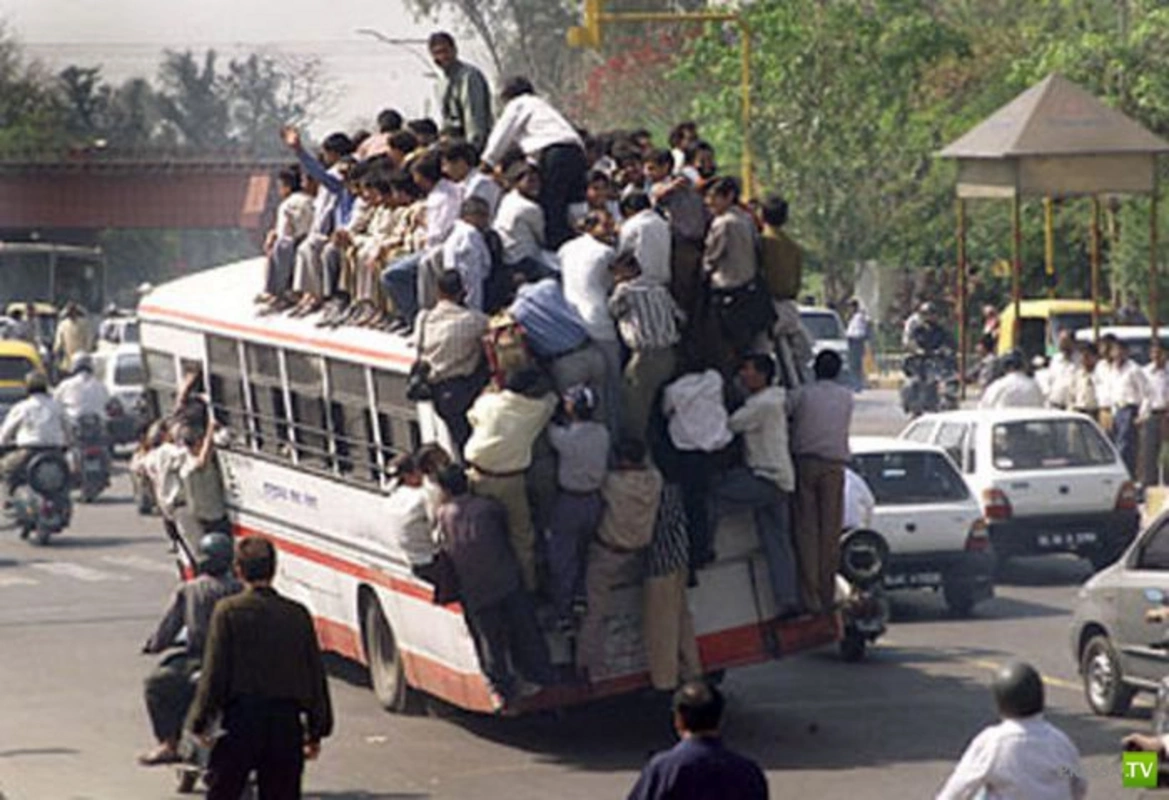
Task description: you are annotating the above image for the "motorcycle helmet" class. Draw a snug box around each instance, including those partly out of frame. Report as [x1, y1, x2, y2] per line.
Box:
[198, 532, 234, 576]
[25, 370, 48, 395]
[991, 660, 1044, 719]
[1000, 349, 1024, 372]
[71, 353, 94, 374]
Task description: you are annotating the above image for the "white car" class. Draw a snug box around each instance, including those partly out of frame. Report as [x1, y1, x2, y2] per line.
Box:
[799, 305, 850, 378]
[850, 437, 993, 615]
[900, 409, 1139, 571]
[92, 344, 146, 444]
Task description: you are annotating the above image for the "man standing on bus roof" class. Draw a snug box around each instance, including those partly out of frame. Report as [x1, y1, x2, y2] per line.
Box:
[188, 535, 332, 800]
[429, 31, 493, 151]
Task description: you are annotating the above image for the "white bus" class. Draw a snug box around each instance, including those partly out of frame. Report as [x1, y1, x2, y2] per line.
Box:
[138, 258, 839, 715]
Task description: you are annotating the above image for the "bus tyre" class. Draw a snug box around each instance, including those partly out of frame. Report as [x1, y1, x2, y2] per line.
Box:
[363, 598, 413, 713]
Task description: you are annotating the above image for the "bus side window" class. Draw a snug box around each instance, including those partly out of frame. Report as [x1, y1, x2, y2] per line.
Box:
[372, 369, 418, 472]
[207, 336, 245, 433]
[142, 349, 178, 419]
[327, 360, 378, 483]
[285, 351, 329, 468]
[245, 343, 288, 456]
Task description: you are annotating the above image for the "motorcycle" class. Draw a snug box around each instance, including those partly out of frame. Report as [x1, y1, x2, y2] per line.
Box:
[837, 527, 892, 662]
[900, 350, 960, 417]
[7, 448, 73, 545]
[72, 412, 111, 503]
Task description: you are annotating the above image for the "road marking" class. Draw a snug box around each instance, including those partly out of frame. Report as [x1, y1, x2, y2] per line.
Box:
[0, 574, 37, 587]
[99, 555, 176, 574]
[28, 561, 130, 583]
[883, 638, 1081, 692]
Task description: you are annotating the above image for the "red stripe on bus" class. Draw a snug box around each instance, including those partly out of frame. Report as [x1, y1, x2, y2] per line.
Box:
[138, 303, 414, 366]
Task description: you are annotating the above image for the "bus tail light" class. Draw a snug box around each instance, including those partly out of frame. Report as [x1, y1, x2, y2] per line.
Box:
[982, 488, 1012, 521]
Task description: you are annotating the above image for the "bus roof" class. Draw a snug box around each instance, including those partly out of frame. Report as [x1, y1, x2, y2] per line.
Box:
[998, 299, 1108, 320]
[137, 258, 415, 371]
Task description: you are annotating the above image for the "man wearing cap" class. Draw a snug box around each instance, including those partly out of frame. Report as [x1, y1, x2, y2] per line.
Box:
[937, 660, 1086, 799]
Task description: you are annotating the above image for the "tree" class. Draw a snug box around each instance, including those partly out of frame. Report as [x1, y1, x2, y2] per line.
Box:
[156, 49, 232, 149]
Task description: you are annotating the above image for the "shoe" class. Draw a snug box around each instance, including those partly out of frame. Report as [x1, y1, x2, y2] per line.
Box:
[137, 745, 181, 766]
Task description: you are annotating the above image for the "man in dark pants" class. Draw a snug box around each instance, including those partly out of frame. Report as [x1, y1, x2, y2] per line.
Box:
[139, 533, 240, 766]
[627, 680, 768, 800]
[435, 464, 554, 708]
[1109, 339, 1149, 479]
[187, 536, 333, 800]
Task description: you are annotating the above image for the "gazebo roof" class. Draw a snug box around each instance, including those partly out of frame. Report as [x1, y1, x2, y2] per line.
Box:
[939, 73, 1169, 159]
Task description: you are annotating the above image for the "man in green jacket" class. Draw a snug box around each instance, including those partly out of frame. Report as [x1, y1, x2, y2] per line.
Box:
[429, 31, 494, 151]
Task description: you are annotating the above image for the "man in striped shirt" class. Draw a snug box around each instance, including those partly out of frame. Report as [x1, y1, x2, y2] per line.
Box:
[608, 251, 686, 441]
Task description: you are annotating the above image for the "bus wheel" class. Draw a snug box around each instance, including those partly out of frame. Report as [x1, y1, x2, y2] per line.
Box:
[363, 598, 413, 713]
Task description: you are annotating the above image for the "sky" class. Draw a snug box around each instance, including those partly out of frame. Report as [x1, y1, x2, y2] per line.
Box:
[0, 0, 494, 133]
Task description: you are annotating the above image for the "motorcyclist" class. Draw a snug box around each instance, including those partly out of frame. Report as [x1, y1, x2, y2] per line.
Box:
[52, 352, 110, 426]
[0, 370, 69, 499]
[138, 532, 241, 767]
[907, 303, 956, 355]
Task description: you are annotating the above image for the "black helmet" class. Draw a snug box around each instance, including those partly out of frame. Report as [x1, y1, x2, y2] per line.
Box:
[25, 370, 48, 395]
[1001, 349, 1024, 372]
[991, 660, 1044, 718]
[198, 533, 234, 576]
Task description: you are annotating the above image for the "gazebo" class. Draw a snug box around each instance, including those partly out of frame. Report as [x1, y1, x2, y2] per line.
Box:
[938, 73, 1169, 383]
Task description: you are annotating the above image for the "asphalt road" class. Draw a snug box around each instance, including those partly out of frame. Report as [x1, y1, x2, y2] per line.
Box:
[0, 391, 1153, 799]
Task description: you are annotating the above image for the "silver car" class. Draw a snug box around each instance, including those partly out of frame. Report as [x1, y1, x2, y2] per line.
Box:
[1071, 510, 1169, 716]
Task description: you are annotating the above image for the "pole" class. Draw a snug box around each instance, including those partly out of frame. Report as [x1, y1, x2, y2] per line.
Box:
[1091, 196, 1102, 341]
[957, 198, 968, 400]
[1044, 195, 1055, 298]
[1152, 174, 1160, 338]
[1012, 193, 1022, 348]
[739, 18, 753, 198]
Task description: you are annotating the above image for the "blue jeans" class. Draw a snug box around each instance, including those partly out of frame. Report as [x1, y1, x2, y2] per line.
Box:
[380, 252, 423, 324]
[847, 338, 866, 391]
[1114, 405, 1139, 479]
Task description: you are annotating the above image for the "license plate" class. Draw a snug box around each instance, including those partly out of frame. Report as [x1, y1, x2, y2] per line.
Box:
[885, 571, 942, 588]
[1037, 532, 1097, 548]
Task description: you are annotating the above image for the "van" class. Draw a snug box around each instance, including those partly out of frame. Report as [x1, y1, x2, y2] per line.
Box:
[997, 299, 1111, 361]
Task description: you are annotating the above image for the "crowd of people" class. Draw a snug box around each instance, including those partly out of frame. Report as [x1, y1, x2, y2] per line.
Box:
[246, 30, 853, 708]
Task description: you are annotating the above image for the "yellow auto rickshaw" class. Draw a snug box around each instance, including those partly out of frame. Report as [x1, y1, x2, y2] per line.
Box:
[997, 299, 1113, 361]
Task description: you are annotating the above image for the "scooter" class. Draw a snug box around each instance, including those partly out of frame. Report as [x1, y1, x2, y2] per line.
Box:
[7, 448, 73, 545]
[837, 527, 891, 662]
[72, 413, 111, 503]
[900, 350, 960, 417]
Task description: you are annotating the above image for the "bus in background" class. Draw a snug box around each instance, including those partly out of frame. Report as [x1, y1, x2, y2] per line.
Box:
[0, 242, 107, 314]
[138, 257, 842, 716]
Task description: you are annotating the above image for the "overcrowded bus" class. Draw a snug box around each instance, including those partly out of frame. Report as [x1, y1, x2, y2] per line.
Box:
[138, 257, 843, 715]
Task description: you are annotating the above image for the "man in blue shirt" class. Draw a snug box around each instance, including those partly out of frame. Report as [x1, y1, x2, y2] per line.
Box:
[627, 681, 768, 800]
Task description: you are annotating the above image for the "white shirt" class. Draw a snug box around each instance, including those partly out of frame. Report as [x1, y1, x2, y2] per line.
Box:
[386, 482, 436, 566]
[936, 715, 1087, 800]
[846, 310, 871, 340]
[441, 220, 492, 311]
[142, 442, 187, 519]
[425, 178, 464, 249]
[559, 234, 617, 342]
[53, 372, 110, 422]
[728, 386, 795, 491]
[1095, 361, 1115, 409]
[663, 370, 733, 453]
[0, 393, 69, 448]
[617, 209, 672, 287]
[1144, 362, 1169, 412]
[979, 373, 1045, 410]
[1046, 352, 1077, 408]
[843, 468, 875, 530]
[481, 94, 583, 166]
[1110, 359, 1149, 409]
[275, 192, 314, 240]
[462, 172, 502, 220]
[494, 190, 545, 265]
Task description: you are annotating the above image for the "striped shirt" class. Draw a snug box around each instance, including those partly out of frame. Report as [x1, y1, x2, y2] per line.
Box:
[608, 277, 684, 351]
[647, 482, 690, 577]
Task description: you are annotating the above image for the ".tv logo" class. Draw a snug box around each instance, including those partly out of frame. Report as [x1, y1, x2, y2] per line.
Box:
[1124, 751, 1158, 788]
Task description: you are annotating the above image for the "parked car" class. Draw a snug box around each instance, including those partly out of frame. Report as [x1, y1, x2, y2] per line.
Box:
[850, 436, 993, 616]
[900, 408, 1139, 571]
[92, 344, 146, 445]
[799, 305, 850, 379]
[1071, 509, 1169, 716]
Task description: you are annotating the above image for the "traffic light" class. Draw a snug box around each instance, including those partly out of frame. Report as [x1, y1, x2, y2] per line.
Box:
[566, 0, 604, 49]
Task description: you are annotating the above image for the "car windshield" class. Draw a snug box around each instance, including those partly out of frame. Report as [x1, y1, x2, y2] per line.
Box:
[0, 355, 34, 382]
[991, 419, 1115, 470]
[851, 451, 970, 505]
[114, 353, 144, 386]
[801, 312, 843, 341]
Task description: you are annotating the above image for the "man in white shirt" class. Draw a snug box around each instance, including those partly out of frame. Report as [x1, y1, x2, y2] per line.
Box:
[441, 197, 494, 312]
[1142, 341, 1169, 485]
[1110, 339, 1149, 478]
[385, 453, 440, 583]
[937, 660, 1086, 800]
[617, 192, 672, 288]
[843, 467, 875, 531]
[52, 353, 110, 425]
[0, 371, 70, 498]
[712, 354, 800, 616]
[559, 210, 620, 432]
[845, 299, 872, 393]
[494, 161, 550, 281]
[979, 352, 1045, 410]
[441, 140, 502, 221]
[1046, 331, 1078, 409]
[481, 76, 588, 250]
